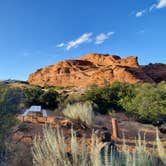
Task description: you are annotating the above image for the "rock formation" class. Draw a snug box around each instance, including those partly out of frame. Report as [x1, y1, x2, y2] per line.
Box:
[28, 53, 166, 87]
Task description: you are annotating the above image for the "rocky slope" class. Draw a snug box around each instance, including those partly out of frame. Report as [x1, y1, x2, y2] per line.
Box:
[28, 53, 166, 87]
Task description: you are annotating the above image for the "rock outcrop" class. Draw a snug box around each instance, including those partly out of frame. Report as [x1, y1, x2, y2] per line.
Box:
[28, 53, 166, 87]
[141, 63, 166, 83]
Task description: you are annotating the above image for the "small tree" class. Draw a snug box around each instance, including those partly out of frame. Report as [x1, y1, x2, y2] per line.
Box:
[23, 87, 43, 107]
[40, 90, 60, 110]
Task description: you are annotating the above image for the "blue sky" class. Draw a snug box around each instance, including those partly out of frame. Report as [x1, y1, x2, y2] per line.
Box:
[0, 0, 166, 80]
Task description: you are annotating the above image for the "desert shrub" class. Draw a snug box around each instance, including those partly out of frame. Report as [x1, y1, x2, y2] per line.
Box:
[23, 87, 60, 110]
[33, 127, 90, 166]
[82, 82, 166, 124]
[0, 111, 17, 144]
[82, 84, 121, 114]
[0, 83, 23, 113]
[33, 127, 166, 166]
[125, 83, 166, 123]
[63, 102, 95, 126]
[64, 94, 83, 105]
[43, 85, 57, 91]
[22, 87, 43, 107]
[0, 111, 17, 165]
[40, 90, 60, 109]
[0, 83, 20, 164]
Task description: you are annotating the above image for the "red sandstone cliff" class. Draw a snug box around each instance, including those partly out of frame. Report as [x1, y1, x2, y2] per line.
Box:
[28, 54, 166, 87]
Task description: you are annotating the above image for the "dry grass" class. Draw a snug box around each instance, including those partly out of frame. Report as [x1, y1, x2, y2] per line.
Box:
[33, 127, 166, 166]
[63, 102, 95, 126]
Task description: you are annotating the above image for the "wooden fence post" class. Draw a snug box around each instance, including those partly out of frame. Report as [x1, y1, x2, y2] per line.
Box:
[111, 118, 119, 139]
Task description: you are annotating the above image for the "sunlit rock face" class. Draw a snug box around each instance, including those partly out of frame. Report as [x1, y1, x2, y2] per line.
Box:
[28, 53, 166, 87]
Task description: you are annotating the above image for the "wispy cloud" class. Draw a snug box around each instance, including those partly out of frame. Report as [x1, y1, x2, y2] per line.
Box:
[149, 4, 157, 11]
[66, 33, 92, 50]
[95, 32, 114, 44]
[135, 9, 146, 17]
[135, 0, 166, 17]
[156, 0, 166, 9]
[149, 0, 166, 12]
[56, 43, 65, 48]
[56, 31, 114, 50]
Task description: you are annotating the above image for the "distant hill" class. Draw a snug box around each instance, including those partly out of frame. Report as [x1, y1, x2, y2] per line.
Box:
[28, 53, 166, 87]
[1, 79, 28, 84]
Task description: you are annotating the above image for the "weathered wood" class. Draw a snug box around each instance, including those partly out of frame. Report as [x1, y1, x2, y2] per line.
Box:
[111, 118, 119, 139]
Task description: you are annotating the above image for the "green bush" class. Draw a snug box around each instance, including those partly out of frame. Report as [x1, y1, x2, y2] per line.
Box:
[23, 87, 60, 110]
[22, 87, 43, 107]
[126, 83, 166, 123]
[63, 94, 83, 105]
[82, 82, 166, 123]
[0, 111, 17, 154]
[82, 84, 121, 114]
[40, 90, 59, 110]
[0, 83, 23, 113]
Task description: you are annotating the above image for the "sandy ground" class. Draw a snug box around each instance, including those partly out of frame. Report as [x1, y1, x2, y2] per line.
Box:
[15, 112, 166, 151]
[95, 113, 166, 151]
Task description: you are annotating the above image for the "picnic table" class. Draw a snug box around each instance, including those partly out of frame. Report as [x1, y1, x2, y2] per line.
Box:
[29, 105, 41, 113]
[22, 105, 47, 122]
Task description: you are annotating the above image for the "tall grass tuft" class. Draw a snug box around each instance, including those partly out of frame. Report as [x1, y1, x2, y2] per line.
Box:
[156, 129, 166, 165]
[63, 102, 95, 126]
[33, 127, 166, 166]
[33, 127, 90, 166]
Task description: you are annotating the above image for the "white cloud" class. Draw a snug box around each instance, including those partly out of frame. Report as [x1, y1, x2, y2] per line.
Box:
[107, 32, 114, 36]
[136, 10, 146, 17]
[95, 32, 114, 44]
[149, 4, 157, 11]
[149, 0, 166, 11]
[134, 0, 166, 17]
[66, 33, 92, 50]
[56, 31, 115, 50]
[156, 0, 166, 8]
[56, 43, 65, 48]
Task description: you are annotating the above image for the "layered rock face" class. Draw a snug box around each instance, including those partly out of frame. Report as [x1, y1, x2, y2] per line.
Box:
[28, 54, 166, 87]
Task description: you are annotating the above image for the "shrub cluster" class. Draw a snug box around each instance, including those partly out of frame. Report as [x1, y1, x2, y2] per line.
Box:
[82, 82, 166, 123]
[0, 82, 23, 113]
[23, 87, 60, 110]
[0, 82, 61, 111]
[0, 82, 19, 163]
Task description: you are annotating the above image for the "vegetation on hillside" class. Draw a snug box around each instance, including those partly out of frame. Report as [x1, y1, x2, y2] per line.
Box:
[23, 87, 60, 110]
[82, 82, 166, 123]
[0, 83, 20, 148]
[0, 81, 166, 165]
[0, 82, 60, 164]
